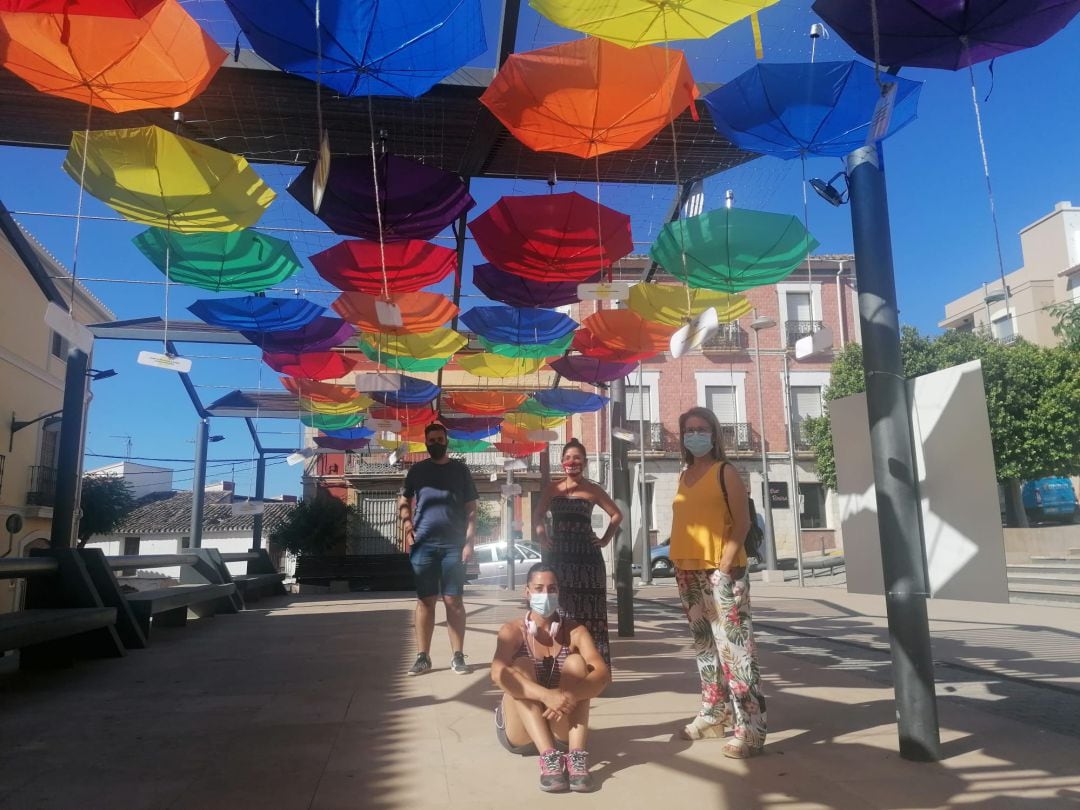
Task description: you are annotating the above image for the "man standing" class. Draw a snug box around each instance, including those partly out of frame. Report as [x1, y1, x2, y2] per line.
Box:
[399, 423, 478, 676]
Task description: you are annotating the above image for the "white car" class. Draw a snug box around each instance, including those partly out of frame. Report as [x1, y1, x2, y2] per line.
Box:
[471, 541, 542, 587]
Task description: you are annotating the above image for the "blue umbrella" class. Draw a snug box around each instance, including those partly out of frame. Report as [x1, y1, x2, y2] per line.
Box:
[369, 376, 441, 407]
[533, 389, 609, 414]
[702, 61, 922, 160]
[322, 426, 374, 440]
[188, 296, 325, 333]
[447, 425, 501, 441]
[223, 0, 487, 97]
[459, 305, 577, 346]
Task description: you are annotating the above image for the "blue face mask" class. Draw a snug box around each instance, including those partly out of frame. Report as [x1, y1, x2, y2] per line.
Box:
[529, 592, 559, 618]
[683, 432, 714, 458]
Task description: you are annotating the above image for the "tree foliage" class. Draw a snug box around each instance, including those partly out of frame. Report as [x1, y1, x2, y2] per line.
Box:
[269, 491, 351, 556]
[474, 499, 501, 540]
[1049, 301, 1080, 351]
[77, 475, 136, 547]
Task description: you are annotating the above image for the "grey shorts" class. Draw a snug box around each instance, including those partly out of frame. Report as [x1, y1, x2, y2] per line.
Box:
[494, 704, 568, 756]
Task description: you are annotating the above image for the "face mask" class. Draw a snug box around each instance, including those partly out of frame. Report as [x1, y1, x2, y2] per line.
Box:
[562, 461, 583, 475]
[683, 432, 714, 458]
[426, 442, 448, 459]
[529, 592, 559, 618]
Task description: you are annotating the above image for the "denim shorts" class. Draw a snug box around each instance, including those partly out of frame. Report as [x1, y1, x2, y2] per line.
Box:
[410, 542, 466, 598]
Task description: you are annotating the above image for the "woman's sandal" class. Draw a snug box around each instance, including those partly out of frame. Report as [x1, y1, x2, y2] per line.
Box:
[680, 710, 731, 740]
[722, 738, 764, 759]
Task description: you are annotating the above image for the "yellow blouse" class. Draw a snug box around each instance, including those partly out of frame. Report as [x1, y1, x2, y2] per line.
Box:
[669, 461, 748, 571]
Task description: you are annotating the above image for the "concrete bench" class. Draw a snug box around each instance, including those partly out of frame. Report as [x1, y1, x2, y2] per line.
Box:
[124, 582, 237, 638]
[221, 550, 288, 601]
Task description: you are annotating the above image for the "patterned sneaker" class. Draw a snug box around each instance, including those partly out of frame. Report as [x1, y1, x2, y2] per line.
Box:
[538, 748, 569, 793]
[450, 651, 470, 675]
[407, 653, 432, 676]
[566, 749, 595, 793]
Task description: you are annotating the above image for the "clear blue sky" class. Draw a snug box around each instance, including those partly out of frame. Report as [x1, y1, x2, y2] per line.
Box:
[2, 0, 1078, 497]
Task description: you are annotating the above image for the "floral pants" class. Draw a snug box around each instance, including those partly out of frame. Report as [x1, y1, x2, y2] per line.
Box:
[675, 567, 767, 748]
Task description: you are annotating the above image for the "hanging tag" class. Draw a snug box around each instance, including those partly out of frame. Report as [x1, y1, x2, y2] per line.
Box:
[577, 281, 631, 302]
[669, 307, 719, 359]
[501, 483, 522, 497]
[287, 448, 315, 465]
[866, 83, 898, 145]
[612, 427, 637, 443]
[375, 300, 404, 328]
[526, 429, 559, 442]
[355, 372, 401, 392]
[489, 471, 499, 482]
[44, 302, 93, 353]
[138, 350, 192, 373]
[366, 418, 403, 433]
[312, 130, 331, 214]
[750, 12, 764, 60]
[231, 500, 265, 516]
[504, 458, 528, 472]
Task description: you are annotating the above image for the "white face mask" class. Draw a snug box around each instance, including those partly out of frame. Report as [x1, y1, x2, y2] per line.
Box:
[529, 592, 559, 618]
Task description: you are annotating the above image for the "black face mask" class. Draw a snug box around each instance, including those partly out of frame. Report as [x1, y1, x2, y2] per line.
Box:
[426, 442, 448, 459]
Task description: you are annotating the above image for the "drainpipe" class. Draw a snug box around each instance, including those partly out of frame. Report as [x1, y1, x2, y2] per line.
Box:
[836, 261, 847, 346]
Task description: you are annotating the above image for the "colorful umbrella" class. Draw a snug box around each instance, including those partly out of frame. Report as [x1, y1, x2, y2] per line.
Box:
[439, 414, 503, 433]
[442, 391, 528, 415]
[301, 412, 365, 430]
[0, 2, 162, 13]
[280, 376, 370, 405]
[578, 310, 677, 360]
[505, 412, 567, 432]
[529, 0, 778, 48]
[702, 61, 923, 160]
[447, 427, 500, 441]
[224, 0, 486, 97]
[457, 354, 546, 379]
[812, 0, 1080, 70]
[550, 355, 636, 384]
[473, 262, 594, 308]
[369, 402, 436, 422]
[132, 228, 302, 293]
[241, 317, 354, 353]
[0, 0, 224, 113]
[469, 192, 633, 282]
[362, 328, 466, 359]
[369, 376, 440, 407]
[533, 389, 608, 414]
[478, 334, 572, 359]
[650, 208, 818, 292]
[310, 239, 456, 294]
[571, 329, 659, 363]
[263, 351, 359, 381]
[480, 37, 699, 159]
[189, 296, 324, 333]
[459, 305, 578, 346]
[515, 398, 569, 418]
[322, 426, 373, 440]
[288, 153, 475, 241]
[494, 440, 546, 457]
[300, 396, 367, 416]
[356, 343, 451, 373]
[629, 283, 752, 326]
[314, 435, 370, 451]
[64, 126, 275, 232]
[332, 291, 458, 335]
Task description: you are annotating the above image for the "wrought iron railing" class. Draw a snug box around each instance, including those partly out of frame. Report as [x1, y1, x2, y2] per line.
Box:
[792, 422, 815, 451]
[26, 465, 57, 507]
[718, 423, 753, 452]
[701, 322, 747, 351]
[786, 320, 823, 344]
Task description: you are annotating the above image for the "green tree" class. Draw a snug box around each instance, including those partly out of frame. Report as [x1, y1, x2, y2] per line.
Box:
[269, 491, 350, 556]
[77, 475, 136, 548]
[474, 499, 501, 541]
[1049, 301, 1080, 351]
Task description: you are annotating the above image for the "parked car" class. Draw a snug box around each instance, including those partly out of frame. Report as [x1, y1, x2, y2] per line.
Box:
[471, 541, 543, 586]
[631, 538, 673, 578]
[1022, 477, 1079, 524]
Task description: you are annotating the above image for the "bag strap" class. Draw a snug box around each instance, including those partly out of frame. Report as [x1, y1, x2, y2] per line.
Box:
[718, 461, 731, 508]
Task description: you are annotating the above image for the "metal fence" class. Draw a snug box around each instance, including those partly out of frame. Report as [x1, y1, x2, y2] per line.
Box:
[785, 320, 823, 344]
[25, 465, 56, 507]
[348, 490, 405, 555]
[701, 322, 747, 351]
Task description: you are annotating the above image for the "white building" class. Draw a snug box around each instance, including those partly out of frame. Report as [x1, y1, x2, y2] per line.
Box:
[85, 461, 174, 500]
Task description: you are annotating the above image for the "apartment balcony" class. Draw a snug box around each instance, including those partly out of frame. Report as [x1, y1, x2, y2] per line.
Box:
[26, 465, 57, 507]
[786, 320, 824, 345]
[625, 423, 754, 454]
[701, 322, 747, 351]
[792, 423, 816, 452]
[718, 422, 754, 453]
[343, 451, 508, 479]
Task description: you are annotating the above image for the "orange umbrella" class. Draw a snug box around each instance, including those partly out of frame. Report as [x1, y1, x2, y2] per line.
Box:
[279, 376, 369, 405]
[331, 291, 458, 335]
[579, 310, 677, 360]
[369, 404, 437, 427]
[442, 391, 528, 415]
[480, 37, 698, 159]
[0, 0, 225, 113]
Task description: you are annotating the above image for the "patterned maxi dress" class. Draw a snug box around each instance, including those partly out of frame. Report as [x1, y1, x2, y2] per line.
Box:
[544, 495, 610, 664]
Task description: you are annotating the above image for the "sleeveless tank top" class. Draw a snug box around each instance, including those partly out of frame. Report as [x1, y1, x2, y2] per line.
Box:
[513, 618, 571, 688]
[669, 461, 748, 571]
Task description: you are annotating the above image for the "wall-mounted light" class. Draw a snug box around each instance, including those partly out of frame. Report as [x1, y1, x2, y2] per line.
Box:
[809, 171, 849, 207]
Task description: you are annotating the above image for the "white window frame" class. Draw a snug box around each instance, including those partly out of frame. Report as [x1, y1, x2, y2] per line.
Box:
[777, 282, 824, 347]
[695, 371, 747, 426]
[784, 371, 830, 425]
[625, 370, 660, 423]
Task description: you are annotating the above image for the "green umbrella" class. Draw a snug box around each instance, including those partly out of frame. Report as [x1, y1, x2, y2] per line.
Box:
[650, 208, 818, 292]
[449, 439, 494, 454]
[357, 339, 451, 372]
[300, 412, 366, 430]
[516, 398, 570, 418]
[133, 228, 302, 292]
[478, 334, 573, 359]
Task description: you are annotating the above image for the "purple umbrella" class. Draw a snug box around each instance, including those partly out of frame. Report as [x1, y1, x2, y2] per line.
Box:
[314, 436, 370, 451]
[473, 263, 598, 308]
[550, 356, 636, 385]
[812, 0, 1080, 70]
[241, 317, 355, 352]
[438, 414, 504, 432]
[288, 153, 475, 241]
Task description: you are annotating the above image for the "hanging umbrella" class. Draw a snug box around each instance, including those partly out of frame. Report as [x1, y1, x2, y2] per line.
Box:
[442, 391, 527, 415]
[332, 291, 458, 335]
[447, 438, 494, 454]
[0, 2, 162, 13]
[629, 283, 752, 326]
[369, 404, 436, 426]
[357, 341, 454, 373]
[310, 239, 457, 294]
[812, 0, 1080, 70]
[578, 310, 677, 360]
[571, 329, 659, 363]
[361, 328, 466, 359]
[515, 398, 569, 418]
[189, 296, 324, 333]
[702, 61, 923, 160]
[369, 377, 440, 407]
[550, 355, 636, 384]
[533, 389, 608, 414]
[132, 228, 302, 293]
[242, 317, 354, 353]
[469, 193, 633, 282]
[495, 440, 546, 457]
[301, 396, 367, 416]
[480, 37, 699, 159]
[64, 126, 275, 232]
[530, 0, 778, 48]
[264, 350, 359, 380]
[474, 263, 595, 308]
[288, 153, 475, 240]
[650, 207, 818, 292]
[447, 426, 500, 441]
[224, 0, 486, 97]
[301, 412, 365, 430]
[322, 426, 374, 440]
[280, 376, 371, 405]
[457, 354, 546, 378]
[478, 334, 572, 359]
[505, 412, 568, 432]
[0, 0, 224, 113]
[439, 414, 503, 433]
[459, 305, 578, 346]
[314, 435, 370, 451]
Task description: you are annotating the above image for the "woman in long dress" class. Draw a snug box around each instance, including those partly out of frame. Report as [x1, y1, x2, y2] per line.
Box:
[533, 439, 622, 664]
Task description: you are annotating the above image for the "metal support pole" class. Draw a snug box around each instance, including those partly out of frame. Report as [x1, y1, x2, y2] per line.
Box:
[190, 418, 209, 549]
[752, 333, 778, 572]
[49, 348, 89, 549]
[782, 353, 805, 586]
[609, 376, 634, 636]
[846, 144, 941, 762]
[636, 362, 651, 585]
[251, 453, 267, 550]
[504, 469, 515, 589]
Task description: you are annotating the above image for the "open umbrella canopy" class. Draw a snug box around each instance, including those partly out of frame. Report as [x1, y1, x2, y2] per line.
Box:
[504, 412, 567, 432]
[572, 329, 659, 363]
[300, 396, 367, 416]
[442, 391, 527, 415]
[702, 61, 923, 160]
[0, 0, 224, 113]
[447, 426, 500, 441]
[478, 334, 572, 359]
[369, 404, 436, 427]
[515, 398, 569, 418]
[530, 0, 778, 48]
[0, 1, 162, 13]
[288, 153, 475, 241]
[189, 296, 324, 333]
[578, 310, 677, 360]
[301, 412, 365, 430]
[241, 317, 354, 353]
[480, 37, 699, 159]
[459, 305, 578, 346]
[369, 376, 440, 406]
[473, 263, 594, 308]
[494, 440, 547, 457]
[651, 207, 818, 292]
[356, 341, 452, 372]
[280, 376, 371, 405]
[322, 426, 374, 440]
[457, 353, 546, 379]
[132, 228, 302, 293]
[362, 328, 466, 359]
[64, 126, 275, 232]
[549, 355, 636, 384]
[310, 239, 457, 294]
[439, 414, 503, 432]
[469, 192, 633, 282]
[812, 0, 1080, 70]
[332, 291, 458, 335]
[314, 435, 370, 451]
[263, 350, 359, 380]
[532, 389, 608, 414]
[629, 283, 751, 326]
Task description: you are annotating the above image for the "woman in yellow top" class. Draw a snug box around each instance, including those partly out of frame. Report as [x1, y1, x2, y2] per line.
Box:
[669, 406, 766, 758]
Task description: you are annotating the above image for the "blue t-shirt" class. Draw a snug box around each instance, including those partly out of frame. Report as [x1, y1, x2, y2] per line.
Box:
[402, 459, 478, 546]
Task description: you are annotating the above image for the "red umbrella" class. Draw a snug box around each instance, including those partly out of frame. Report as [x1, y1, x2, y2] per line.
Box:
[263, 351, 359, 381]
[369, 404, 436, 427]
[572, 328, 659, 363]
[578, 310, 676, 361]
[494, 441, 546, 457]
[0, 1, 161, 13]
[310, 239, 457, 294]
[468, 192, 633, 282]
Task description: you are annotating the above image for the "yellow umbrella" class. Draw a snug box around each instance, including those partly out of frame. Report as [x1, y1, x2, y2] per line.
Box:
[378, 438, 424, 452]
[457, 353, 546, 378]
[63, 125, 275, 232]
[529, 0, 778, 48]
[629, 283, 752, 326]
[300, 396, 370, 416]
[363, 328, 467, 359]
[504, 412, 568, 431]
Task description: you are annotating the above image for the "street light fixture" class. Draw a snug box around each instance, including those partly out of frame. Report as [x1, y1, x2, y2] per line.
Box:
[809, 171, 849, 207]
[749, 315, 781, 580]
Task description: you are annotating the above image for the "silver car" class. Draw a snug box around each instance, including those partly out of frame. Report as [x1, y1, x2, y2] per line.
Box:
[471, 541, 542, 587]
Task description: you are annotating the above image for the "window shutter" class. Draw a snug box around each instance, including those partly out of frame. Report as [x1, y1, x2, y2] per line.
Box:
[705, 385, 737, 423]
[786, 291, 812, 322]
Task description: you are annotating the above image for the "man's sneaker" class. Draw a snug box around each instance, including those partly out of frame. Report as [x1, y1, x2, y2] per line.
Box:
[407, 653, 432, 676]
[538, 748, 569, 793]
[566, 749, 594, 792]
[450, 651, 470, 675]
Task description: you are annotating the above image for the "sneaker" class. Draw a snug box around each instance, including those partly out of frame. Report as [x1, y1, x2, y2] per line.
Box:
[538, 748, 568, 793]
[450, 651, 469, 675]
[407, 653, 432, 676]
[566, 749, 595, 793]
